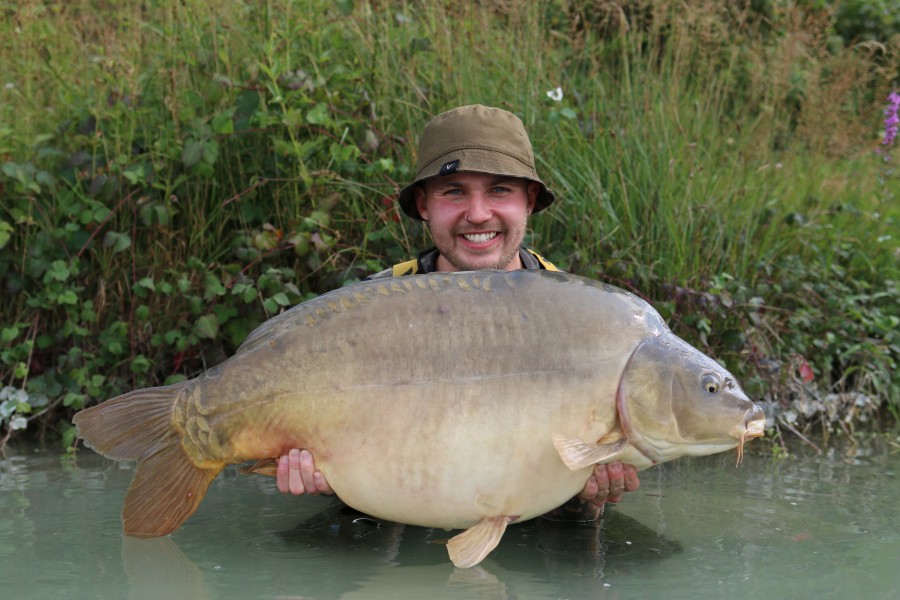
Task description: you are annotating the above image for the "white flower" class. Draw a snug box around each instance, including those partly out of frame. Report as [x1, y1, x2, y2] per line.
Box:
[546, 87, 563, 102]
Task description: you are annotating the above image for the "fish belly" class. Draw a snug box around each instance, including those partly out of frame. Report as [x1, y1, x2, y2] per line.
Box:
[312, 384, 604, 528]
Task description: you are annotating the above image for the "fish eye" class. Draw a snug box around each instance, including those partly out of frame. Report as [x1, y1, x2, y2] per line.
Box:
[701, 374, 720, 394]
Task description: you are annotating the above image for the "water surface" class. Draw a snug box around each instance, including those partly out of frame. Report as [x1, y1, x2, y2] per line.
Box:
[2, 436, 897, 599]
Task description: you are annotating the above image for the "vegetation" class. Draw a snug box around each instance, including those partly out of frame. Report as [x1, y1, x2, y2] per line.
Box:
[1, 0, 898, 451]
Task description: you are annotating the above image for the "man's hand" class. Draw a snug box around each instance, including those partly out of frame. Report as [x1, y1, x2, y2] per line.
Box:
[276, 449, 334, 496]
[578, 461, 640, 507]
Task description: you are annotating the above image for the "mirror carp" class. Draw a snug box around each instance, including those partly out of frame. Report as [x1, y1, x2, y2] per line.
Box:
[73, 270, 765, 568]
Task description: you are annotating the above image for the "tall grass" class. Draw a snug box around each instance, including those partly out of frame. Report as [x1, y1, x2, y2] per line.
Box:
[1, 0, 897, 446]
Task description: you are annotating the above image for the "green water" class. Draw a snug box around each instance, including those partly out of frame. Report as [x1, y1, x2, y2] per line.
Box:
[2, 436, 897, 599]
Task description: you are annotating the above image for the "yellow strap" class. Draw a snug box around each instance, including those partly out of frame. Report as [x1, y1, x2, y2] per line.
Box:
[391, 259, 419, 277]
[526, 249, 560, 271]
[390, 250, 557, 276]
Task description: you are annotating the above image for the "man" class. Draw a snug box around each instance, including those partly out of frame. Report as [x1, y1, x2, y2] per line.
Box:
[276, 104, 640, 521]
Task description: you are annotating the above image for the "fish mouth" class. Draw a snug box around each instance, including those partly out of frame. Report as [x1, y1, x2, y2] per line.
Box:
[731, 406, 766, 467]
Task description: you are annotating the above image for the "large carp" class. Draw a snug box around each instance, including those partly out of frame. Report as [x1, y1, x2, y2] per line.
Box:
[74, 270, 765, 568]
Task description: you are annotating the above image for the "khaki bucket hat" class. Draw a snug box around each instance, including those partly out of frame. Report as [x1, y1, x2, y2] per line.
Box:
[397, 104, 556, 220]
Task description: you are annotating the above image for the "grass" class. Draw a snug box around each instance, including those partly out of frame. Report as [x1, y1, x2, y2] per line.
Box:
[0, 0, 898, 446]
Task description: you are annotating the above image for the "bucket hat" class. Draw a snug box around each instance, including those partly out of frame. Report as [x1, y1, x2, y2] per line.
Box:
[397, 104, 556, 220]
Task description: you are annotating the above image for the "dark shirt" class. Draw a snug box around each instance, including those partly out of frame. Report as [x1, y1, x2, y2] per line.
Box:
[367, 246, 557, 280]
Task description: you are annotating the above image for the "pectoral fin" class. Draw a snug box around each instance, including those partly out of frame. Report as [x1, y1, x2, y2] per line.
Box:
[446, 516, 511, 568]
[240, 458, 278, 477]
[552, 434, 628, 470]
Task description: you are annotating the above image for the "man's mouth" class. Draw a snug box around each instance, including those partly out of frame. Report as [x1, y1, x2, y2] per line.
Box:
[462, 232, 498, 244]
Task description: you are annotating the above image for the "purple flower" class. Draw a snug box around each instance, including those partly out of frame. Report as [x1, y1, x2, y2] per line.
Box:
[882, 91, 900, 150]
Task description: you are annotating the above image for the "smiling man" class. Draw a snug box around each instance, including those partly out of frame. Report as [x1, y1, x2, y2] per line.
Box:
[370, 104, 558, 278]
[277, 104, 640, 522]
[415, 172, 536, 272]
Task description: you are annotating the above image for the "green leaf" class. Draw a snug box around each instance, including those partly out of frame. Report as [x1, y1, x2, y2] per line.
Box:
[62, 392, 85, 408]
[45, 260, 70, 282]
[92, 205, 111, 223]
[236, 89, 260, 115]
[335, 0, 354, 15]
[164, 374, 188, 386]
[0, 220, 12, 249]
[56, 290, 78, 305]
[203, 79, 225, 104]
[271, 292, 290, 306]
[131, 355, 151, 374]
[182, 139, 204, 167]
[1, 161, 19, 179]
[225, 319, 252, 347]
[139, 203, 171, 227]
[202, 140, 219, 166]
[103, 231, 132, 253]
[234, 90, 260, 129]
[194, 314, 219, 339]
[306, 103, 331, 126]
[212, 109, 235, 134]
[373, 157, 394, 172]
[61, 425, 78, 449]
[203, 273, 227, 300]
[137, 277, 155, 291]
[282, 108, 305, 128]
[123, 164, 147, 185]
[1, 327, 18, 342]
[212, 304, 238, 324]
[253, 230, 279, 251]
[163, 329, 183, 345]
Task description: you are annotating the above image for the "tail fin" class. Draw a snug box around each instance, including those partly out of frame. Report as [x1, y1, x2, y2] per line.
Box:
[73, 384, 225, 537]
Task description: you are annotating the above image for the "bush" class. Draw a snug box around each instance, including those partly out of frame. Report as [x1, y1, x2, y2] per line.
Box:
[1, 0, 897, 448]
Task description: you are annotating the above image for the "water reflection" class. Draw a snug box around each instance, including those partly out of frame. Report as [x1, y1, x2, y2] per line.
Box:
[122, 537, 208, 600]
[118, 500, 683, 599]
[2, 434, 898, 600]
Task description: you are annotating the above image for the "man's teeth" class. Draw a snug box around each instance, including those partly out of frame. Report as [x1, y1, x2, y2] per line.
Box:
[463, 232, 497, 243]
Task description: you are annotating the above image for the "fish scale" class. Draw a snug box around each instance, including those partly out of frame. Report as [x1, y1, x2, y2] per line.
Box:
[73, 269, 765, 568]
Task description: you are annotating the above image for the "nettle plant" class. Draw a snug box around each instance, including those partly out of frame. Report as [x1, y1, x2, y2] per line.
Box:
[0, 36, 408, 447]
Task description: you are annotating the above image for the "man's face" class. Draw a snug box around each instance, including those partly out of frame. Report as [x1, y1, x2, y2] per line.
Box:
[415, 172, 539, 272]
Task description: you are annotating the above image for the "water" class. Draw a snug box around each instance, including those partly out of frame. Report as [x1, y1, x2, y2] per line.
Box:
[2, 436, 897, 600]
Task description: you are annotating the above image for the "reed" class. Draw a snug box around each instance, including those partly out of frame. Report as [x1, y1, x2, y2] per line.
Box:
[1, 0, 897, 445]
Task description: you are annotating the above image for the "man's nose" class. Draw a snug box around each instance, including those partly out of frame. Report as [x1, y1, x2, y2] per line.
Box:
[465, 193, 492, 223]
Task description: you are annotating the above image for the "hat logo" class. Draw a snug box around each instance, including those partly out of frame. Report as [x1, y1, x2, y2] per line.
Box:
[439, 159, 460, 175]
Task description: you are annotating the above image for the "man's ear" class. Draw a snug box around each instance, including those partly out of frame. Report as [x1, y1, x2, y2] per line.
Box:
[415, 186, 429, 221]
[526, 182, 539, 214]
